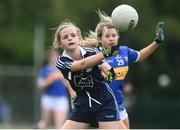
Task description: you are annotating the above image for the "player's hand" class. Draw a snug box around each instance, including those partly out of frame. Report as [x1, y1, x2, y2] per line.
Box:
[106, 68, 116, 82]
[102, 45, 119, 58]
[154, 21, 165, 44]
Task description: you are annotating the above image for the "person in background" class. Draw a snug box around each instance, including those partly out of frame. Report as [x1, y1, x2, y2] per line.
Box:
[35, 50, 70, 129]
[123, 82, 136, 112]
[82, 10, 165, 129]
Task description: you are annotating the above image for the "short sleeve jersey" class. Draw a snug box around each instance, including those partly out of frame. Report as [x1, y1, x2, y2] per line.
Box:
[56, 46, 106, 95]
[38, 65, 68, 96]
[106, 45, 140, 110]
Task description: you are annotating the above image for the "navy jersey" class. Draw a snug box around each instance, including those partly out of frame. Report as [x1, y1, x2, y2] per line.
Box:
[56, 46, 106, 95]
[106, 45, 140, 110]
[56, 46, 120, 122]
[38, 65, 68, 97]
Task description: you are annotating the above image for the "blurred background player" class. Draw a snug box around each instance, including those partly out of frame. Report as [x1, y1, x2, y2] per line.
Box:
[123, 82, 136, 112]
[35, 49, 70, 129]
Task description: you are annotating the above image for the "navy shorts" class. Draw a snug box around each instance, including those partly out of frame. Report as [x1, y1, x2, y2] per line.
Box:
[68, 85, 120, 123]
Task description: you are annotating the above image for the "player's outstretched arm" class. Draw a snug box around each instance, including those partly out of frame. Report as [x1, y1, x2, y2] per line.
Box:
[71, 46, 119, 72]
[138, 21, 165, 62]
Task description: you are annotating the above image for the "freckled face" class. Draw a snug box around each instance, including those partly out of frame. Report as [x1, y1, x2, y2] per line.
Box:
[60, 26, 81, 51]
[100, 28, 119, 48]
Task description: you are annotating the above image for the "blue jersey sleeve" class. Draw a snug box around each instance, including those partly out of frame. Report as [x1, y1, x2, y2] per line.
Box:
[128, 48, 140, 62]
[38, 66, 50, 79]
[119, 46, 140, 63]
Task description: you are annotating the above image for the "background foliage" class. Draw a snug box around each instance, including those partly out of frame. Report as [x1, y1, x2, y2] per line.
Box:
[0, 0, 180, 128]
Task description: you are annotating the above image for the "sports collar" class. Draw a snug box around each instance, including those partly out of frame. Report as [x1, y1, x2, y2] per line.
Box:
[61, 46, 86, 60]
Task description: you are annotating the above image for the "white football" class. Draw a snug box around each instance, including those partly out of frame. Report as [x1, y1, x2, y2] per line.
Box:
[111, 4, 139, 32]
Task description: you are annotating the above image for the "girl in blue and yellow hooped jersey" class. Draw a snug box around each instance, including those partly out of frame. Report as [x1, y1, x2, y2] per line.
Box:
[82, 10, 164, 129]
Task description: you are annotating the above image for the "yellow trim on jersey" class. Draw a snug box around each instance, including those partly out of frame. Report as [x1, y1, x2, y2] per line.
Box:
[114, 66, 129, 80]
[101, 66, 128, 80]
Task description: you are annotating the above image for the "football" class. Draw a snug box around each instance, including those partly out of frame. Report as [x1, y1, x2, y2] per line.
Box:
[111, 4, 139, 32]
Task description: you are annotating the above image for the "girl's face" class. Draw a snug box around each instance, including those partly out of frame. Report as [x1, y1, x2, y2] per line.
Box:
[59, 26, 81, 51]
[100, 28, 119, 48]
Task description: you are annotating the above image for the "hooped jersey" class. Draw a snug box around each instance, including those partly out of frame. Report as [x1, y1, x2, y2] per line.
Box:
[56, 46, 107, 96]
[106, 45, 140, 110]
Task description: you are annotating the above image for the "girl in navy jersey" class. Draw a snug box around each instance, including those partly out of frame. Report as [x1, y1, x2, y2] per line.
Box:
[36, 50, 70, 129]
[82, 11, 164, 129]
[53, 20, 126, 129]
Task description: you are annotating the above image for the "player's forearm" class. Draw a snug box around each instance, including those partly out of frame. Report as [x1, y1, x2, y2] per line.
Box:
[138, 41, 160, 62]
[37, 77, 54, 89]
[71, 53, 104, 71]
[37, 80, 49, 89]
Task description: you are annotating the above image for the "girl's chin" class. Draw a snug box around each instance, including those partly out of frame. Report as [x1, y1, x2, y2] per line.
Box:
[67, 45, 78, 51]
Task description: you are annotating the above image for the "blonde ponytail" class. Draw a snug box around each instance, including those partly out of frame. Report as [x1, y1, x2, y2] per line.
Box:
[82, 31, 99, 47]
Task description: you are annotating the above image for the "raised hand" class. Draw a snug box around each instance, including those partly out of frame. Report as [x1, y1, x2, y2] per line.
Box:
[106, 68, 116, 82]
[154, 21, 165, 44]
[101, 45, 119, 58]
